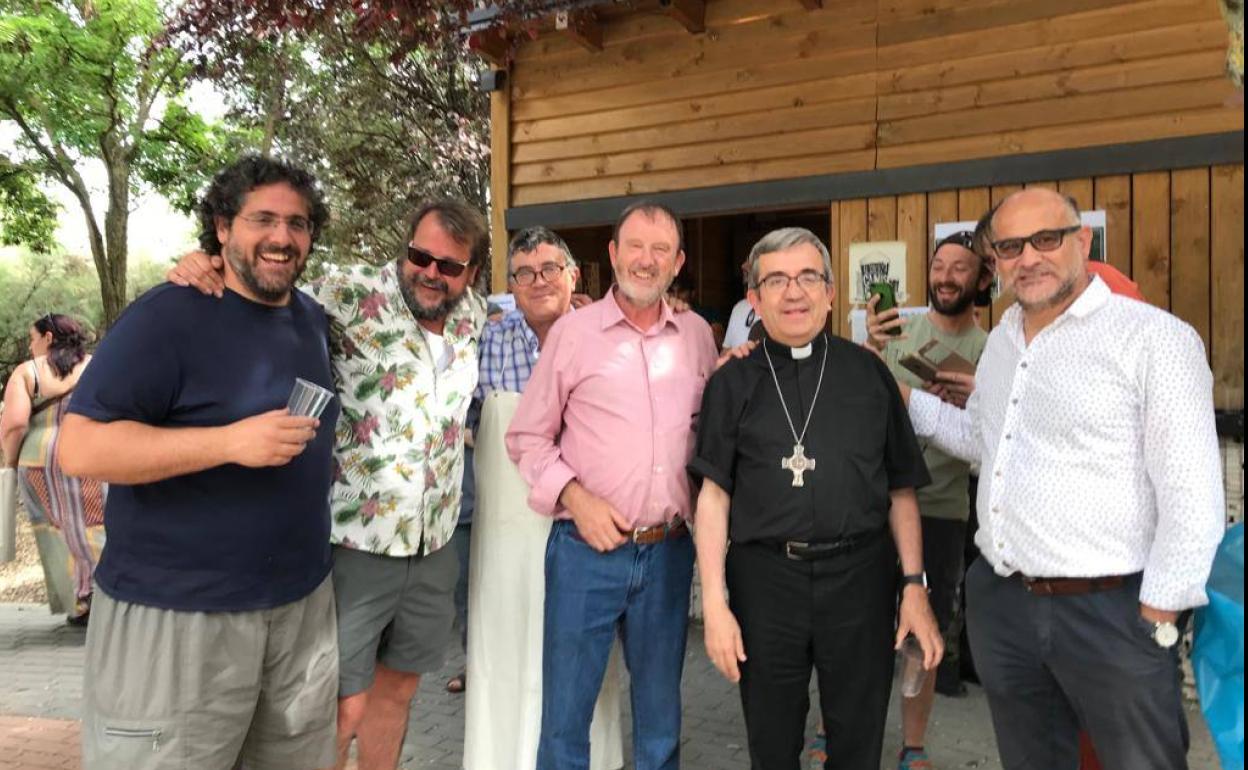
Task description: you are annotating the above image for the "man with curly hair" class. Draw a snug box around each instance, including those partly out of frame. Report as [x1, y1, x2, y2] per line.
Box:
[60, 155, 340, 770]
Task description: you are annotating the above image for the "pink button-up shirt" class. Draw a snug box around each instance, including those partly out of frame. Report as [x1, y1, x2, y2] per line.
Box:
[505, 289, 718, 528]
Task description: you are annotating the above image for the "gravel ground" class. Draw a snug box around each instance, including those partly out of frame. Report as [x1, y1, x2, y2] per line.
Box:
[0, 507, 49, 605]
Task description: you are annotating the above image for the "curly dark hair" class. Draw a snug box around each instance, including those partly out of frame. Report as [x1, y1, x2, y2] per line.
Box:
[33, 314, 88, 379]
[197, 155, 330, 256]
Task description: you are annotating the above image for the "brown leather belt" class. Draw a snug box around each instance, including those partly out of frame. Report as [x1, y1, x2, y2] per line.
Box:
[629, 518, 688, 545]
[569, 518, 688, 546]
[1020, 574, 1131, 596]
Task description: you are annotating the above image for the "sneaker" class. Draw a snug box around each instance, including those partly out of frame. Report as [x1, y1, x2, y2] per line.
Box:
[898, 747, 934, 770]
[805, 733, 827, 768]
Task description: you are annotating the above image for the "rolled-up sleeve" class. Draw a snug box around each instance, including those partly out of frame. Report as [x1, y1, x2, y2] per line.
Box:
[505, 320, 577, 515]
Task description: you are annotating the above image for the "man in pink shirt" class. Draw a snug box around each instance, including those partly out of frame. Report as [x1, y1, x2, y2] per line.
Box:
[506, 202, 718, 770]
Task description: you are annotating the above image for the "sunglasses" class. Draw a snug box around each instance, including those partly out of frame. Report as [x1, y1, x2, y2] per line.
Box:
[407, 246, 470, 278]
[990, 225, 1081, 261]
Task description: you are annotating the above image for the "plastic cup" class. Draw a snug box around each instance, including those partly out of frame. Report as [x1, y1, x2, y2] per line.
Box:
[900, 635, 927, 698]
[288, 378, 334, 419]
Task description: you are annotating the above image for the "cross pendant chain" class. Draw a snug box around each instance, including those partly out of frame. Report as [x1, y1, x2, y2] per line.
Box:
[764, 337, 829, 489]
[781, 443, 816, 487]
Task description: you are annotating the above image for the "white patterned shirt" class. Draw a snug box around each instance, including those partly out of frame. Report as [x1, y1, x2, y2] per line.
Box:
[908, 276, 1224, 610]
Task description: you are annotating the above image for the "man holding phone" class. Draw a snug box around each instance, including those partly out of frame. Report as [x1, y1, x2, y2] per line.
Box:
[866, 232, 991, 769]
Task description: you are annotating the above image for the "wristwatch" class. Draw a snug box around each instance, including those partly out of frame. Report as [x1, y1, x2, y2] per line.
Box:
[901, 572, 928, 590]
[1151, 620, 1180, 649]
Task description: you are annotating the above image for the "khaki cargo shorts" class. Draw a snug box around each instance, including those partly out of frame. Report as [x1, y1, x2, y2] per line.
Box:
[82, 576, 338, 770]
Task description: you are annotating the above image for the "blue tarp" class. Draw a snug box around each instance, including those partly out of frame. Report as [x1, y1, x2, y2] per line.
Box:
[1193, 523, 1244, 770]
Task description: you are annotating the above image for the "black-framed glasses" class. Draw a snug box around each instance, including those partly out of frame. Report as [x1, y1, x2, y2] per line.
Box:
[510, 262, 567, 287]
[754, 270, 830, 293]
[990, 225, 1081, 260]
[407, 246, 470, 278]
[237, 213, 313, 236]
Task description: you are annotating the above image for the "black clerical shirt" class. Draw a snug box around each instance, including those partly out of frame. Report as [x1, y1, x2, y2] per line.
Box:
[689, 333, 929, 544]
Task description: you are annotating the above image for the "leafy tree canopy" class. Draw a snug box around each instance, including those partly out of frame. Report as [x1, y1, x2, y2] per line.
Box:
[0, 0, 239, 326]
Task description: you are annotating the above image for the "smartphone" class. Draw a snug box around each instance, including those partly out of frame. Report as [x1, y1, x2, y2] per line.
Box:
[869, 281, 901, 336]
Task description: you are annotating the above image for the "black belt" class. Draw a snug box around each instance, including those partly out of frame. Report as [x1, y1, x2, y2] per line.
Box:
[755, 528, 885, 561]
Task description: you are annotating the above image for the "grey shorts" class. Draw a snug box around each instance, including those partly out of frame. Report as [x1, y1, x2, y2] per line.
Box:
[82, 576, 338, 770]
[333, 544, 458, 696]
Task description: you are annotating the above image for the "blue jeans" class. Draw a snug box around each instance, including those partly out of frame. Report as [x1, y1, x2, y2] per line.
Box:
[537, 520, 694, 770]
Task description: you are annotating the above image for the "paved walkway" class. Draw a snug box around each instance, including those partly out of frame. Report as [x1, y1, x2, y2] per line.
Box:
[0, 603, 1222, 769]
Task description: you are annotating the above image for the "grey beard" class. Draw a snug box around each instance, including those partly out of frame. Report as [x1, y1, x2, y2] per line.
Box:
[1016, 274, 1077, 312]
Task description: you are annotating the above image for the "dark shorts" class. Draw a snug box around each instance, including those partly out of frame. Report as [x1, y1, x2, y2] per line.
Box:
[332, 544, 459, 696]
[921, 516, 967, 635]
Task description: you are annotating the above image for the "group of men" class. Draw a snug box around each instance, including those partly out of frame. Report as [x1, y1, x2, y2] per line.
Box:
[54, 153, 1225, 770]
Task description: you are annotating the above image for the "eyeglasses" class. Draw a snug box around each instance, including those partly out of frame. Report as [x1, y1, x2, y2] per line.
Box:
[754, 270, 830, 293]
[407, 246, 470, 278]
[990, 225, 1081, 260]
[510, 262, 567, 287]
[237, 213, 313, 236]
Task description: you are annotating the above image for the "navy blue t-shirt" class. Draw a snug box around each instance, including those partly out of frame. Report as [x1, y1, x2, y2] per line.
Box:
[68, 284, 339, 612]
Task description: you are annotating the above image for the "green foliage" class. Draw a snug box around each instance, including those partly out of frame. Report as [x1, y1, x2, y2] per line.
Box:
[0, 248, 169, 382]
[0, 157, 58, 249]
[201, 26, 490, 275]
[0, 0, 235, 325]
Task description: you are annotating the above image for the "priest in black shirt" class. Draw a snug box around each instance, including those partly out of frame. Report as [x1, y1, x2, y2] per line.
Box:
[689, 227, 943, 770]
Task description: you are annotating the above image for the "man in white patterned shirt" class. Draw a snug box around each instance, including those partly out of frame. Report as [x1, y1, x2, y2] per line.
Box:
[899, 187, 1224, 770]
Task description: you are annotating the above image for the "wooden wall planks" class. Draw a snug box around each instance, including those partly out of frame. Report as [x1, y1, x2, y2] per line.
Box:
[815, 167, 1242, 407]
[507, 0, 1238, 206]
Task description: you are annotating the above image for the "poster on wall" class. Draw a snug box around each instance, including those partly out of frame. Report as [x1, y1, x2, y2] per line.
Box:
[848, 241, 908, 305]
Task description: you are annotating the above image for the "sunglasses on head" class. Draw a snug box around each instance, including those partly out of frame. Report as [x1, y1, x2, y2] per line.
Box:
[407, 246, 470, 278]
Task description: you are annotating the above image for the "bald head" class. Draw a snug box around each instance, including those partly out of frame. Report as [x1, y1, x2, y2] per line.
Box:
[989, 188, 1081, 240]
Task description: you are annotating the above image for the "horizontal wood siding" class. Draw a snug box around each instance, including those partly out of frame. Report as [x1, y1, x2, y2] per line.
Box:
[507, 0, 1240, 206]
[501, 0, 1244, 408]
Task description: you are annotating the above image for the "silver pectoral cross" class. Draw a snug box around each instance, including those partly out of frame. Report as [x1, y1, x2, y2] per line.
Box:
[781, 443, 816, 487]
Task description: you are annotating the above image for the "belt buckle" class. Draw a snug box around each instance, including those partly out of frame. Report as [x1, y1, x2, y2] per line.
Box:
[784, 541, 808, 561]
[632, 524, 657, 544]
[1022, 577, 1051, 596]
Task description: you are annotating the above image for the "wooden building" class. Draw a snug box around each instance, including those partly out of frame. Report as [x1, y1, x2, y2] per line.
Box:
[476, 0, 1245, 412]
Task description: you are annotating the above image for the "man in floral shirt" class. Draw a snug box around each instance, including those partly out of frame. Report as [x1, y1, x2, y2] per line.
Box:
[308, 200, 487, 770]
[169, 198, 487, 770]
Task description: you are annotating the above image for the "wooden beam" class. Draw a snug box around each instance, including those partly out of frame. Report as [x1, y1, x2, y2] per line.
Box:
[489, 81, 512, 295]
[800, 0, 823, 8]
[468, 27, 510, 67]
[659, 0, 706, 34]
[556, 9, 602, 52]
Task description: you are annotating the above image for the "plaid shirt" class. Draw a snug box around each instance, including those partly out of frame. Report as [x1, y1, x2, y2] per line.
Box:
[470, 309, 540, 431]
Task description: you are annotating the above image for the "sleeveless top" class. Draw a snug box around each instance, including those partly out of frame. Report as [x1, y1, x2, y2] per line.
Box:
[17, 361, 68, 468]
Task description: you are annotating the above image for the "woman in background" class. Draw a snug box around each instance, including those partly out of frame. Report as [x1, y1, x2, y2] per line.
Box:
[1, 313, 105, 625]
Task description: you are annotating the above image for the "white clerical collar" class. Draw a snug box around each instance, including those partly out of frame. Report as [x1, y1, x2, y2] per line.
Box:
[791, 342, 813, 360]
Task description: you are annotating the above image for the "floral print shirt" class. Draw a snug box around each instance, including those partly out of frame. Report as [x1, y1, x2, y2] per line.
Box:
[307, 261, 485, 556]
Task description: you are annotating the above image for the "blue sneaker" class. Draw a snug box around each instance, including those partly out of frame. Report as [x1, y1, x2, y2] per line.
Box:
[898, 747, 934, 769]
[805, 732, 827, 768]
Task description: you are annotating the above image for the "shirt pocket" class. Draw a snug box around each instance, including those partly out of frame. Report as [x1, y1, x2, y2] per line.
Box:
[656, 373, 707, 431]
